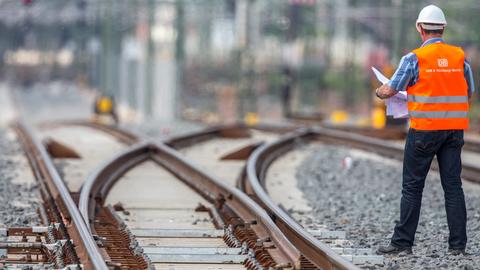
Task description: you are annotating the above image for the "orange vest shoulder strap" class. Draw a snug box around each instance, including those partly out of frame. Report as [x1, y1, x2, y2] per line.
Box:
[412, 43, 465, 60]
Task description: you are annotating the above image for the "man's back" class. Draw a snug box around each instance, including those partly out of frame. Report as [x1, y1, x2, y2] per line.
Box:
[408, 42, 469, 130]
[376, 5, 473, 256]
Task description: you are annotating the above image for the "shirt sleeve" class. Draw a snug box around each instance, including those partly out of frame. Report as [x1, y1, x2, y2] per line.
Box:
[387, 53, 416, 92]
[464, 60, 475, 97]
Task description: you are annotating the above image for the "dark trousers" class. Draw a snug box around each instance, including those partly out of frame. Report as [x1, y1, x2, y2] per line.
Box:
[391, 129, 467, 249]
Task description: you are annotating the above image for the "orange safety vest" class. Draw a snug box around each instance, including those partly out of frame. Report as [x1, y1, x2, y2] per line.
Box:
[408, 42, 469, 130]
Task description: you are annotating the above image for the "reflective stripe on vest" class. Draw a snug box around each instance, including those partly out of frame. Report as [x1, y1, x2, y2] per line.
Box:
[407, 95, 468, 103]
[407, 43, 469, 130]
[409, 111, 468, 119]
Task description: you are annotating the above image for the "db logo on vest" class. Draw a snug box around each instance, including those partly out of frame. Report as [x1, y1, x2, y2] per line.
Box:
[438, 58, 449, 67]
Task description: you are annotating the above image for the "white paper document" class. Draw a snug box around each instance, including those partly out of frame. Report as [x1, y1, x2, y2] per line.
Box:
[371, 67, 389, 84]
[371, 67, 409, 119]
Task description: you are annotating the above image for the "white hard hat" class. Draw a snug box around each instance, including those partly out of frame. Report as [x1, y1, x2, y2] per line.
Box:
[416, 5, 447, 32]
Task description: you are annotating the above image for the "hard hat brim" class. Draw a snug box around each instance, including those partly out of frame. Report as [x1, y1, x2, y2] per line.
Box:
[419, 23, 445, 30]
[416, 23, 445, 33]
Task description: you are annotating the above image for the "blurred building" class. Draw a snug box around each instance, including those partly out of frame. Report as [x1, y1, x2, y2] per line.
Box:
[0, 0, 478, 122]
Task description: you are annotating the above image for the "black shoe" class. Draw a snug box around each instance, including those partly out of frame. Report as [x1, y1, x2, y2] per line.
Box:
[448, 248, 466, 256]
[377, 244, 412, 255]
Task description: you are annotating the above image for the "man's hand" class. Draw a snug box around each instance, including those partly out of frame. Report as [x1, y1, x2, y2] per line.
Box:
[375, 84, 398, 99]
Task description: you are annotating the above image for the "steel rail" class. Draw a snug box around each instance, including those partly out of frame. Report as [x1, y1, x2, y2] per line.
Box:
[310, 127, 480, 183]
[154, 141, 301, 268]
[79, 141, 303, 268]
[163, 124, 355, 269]
[164, 122, 298, 149]
[246, 128, 360, 270]
[245, 126, 480, 269]
[14, 120, 109, 270]
[464, 138, 480, 153]
[292, 115, 480, 154]
[38, 120, 141, 145]
[79, 142, 151, 231]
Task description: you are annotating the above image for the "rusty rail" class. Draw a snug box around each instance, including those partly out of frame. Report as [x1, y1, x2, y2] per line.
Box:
[309, 127, 480, 183]
[244, 126, 480, 269]
[162, 124, 361, 269]
[79, 139, 303, 268]
[290, 113, 480, 153]
[245, 128, 360, 270]
[79, 143, 151, 231]
[14, 120, 109, 270]
[164, 122, 298, 149]
[38, 120, 140, 145]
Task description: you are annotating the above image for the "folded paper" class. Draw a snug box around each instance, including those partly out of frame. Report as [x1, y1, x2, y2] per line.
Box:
[371, 67, 409, 119]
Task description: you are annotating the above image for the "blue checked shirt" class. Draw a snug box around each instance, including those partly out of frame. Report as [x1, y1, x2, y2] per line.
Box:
[388, 38, 475, 97]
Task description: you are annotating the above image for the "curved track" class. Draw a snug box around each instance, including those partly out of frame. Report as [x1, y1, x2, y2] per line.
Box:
[78, 140, 303, 269]
[164, 124, 359, 269]
[13, 120, 478, 270]
[165, 124, 296, 188]
[243, 126, 480, 269]
[289, 114, 480, 155]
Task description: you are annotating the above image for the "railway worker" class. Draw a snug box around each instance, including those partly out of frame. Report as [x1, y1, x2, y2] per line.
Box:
[374, 5, 475, 255]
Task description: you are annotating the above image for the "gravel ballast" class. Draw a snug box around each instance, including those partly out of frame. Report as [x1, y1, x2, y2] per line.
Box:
[295, 144, 480, 270]
[0, 129, 41, 227]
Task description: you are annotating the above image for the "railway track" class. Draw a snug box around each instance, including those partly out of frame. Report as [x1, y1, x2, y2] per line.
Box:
[11, 121, 109, 269]
[35, 121, 138, 195]
[327, 124, 480, 154]
[306, 127, 480, 183]
[78, 131, 306, 269]
[164, 124, 360, 269]
[9, 119, 479, 269]
[165, 124, 296, 187]
[242, 126, 480, 269]
[8, 120, 309, 269]
[2, 120, 138, 269]
[288, 114, 480, 154]
[9, 120, 307, 269]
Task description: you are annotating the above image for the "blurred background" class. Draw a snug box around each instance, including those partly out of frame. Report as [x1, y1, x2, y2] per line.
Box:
[1, 0, 479, 127]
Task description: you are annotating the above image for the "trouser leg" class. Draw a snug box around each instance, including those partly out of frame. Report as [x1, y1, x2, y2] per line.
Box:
[437, 130, 467, 249]
[391, 129, 436, 247]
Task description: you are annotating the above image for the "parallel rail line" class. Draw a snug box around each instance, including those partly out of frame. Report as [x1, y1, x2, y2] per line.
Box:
[288, 114, 480, 154]
[163, 124, 359, 269]
[242, 126, 480, 269]
[14, 120, 109, 270]
[265, 127, 480, 183]
[9, 120, 139, 269]
[168, 124, 480, 269]
[14, 119, 478, 270]
[38, 120, 140, 145]
[78, 141, 302, 268]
